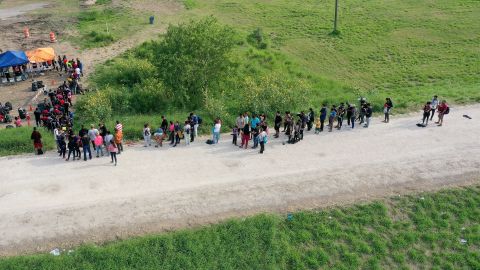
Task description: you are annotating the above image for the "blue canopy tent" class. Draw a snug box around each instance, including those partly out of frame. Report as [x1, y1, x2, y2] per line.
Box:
[0, 51, 29, 83]
[0, 50, 29, 69]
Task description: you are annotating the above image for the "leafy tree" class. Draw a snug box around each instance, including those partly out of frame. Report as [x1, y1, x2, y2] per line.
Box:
[155, 17, 236, 108]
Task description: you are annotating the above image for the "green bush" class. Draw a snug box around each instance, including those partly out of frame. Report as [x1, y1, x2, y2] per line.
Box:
[130, 79, 173, 113]
[76, 90, 113, 123]
[154, 17, 237, 108]
[92, 58, 157, 88]
[234, 72, 309, 114]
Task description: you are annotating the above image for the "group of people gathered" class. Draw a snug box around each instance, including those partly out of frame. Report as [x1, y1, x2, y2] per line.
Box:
[51, 122, 124, 166]
[30, 95, 450, 160]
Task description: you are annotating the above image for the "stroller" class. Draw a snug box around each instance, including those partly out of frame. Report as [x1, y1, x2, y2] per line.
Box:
[32, 80, 45, 92]
[18, 108, 27, 120]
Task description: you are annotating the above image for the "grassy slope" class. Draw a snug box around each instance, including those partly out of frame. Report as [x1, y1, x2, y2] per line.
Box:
[182, 0, 480, 108]
[1, 186, 479, 269]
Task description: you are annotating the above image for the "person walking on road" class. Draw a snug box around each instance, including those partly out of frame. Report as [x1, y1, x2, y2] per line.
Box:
[114, 128, 123, 154]
[213, 119, 221, 144]
[350, 104, 357, 129]
[88, 124, 98, 150]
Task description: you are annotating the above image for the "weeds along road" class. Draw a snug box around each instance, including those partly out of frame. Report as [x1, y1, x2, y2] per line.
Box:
[1, 105, 480, 256]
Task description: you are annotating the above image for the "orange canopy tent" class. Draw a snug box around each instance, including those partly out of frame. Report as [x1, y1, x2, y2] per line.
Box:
[26, 47, 55, 63]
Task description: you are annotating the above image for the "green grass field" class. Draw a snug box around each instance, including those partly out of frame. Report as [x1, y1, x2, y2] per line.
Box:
[0, 127, 55, 157]
[180, 0, 480, 106]
[1, 186, 478, 269]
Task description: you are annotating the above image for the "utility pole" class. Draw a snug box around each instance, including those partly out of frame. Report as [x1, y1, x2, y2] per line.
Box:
[333, 0, 339, 34]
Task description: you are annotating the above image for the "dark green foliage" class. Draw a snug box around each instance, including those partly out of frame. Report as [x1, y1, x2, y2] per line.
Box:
[154, 17, 236, 108]
[1, 186, 479, 269]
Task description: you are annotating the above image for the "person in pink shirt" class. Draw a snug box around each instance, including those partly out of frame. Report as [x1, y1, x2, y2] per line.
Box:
[94, 132, 104, 157]
[14, 116, 22, 127]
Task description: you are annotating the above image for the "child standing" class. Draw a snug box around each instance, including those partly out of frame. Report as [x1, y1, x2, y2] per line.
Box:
[258, 128, 267, 154]
[143, 123, 151, 147]
[108, 140, 118, 166]
[232, 125, 238, 145]
[314, 117, 321, 134]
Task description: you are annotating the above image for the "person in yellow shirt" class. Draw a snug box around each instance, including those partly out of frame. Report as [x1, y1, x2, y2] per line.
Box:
[314, 117, 321, 134]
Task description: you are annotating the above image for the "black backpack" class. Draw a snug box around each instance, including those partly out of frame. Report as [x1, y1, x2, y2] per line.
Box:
[444, 107, 450, 114]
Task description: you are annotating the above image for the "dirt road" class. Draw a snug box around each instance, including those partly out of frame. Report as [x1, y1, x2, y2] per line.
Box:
[1, 105, 480, 256]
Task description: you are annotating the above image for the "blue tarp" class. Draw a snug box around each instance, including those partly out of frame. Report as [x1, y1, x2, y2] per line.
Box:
[0, 50, 30, 69]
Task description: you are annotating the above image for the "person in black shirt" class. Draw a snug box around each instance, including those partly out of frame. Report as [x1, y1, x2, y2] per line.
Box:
[274, 111, 282, 138]
[320, 104, 327, 131]
[364, 103, 373, 128]
[34, 107, 41, 127]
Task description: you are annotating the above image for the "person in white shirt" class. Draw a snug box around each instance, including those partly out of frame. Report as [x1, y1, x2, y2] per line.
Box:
[88, 124, 98, 150]
[184, 121, 191, 146]
[430, 95, 439, 120]
[143, 123, 151, 147]
[54, 126, 60, 152]
[258, 128, 267, 154]
[213, 119, 221, 144]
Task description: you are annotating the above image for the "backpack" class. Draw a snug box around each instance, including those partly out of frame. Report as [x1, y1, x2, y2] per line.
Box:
[206, 139, 214, 145]
[444, 107, 450, 114]
[197, 116, 203, 125]
[263, 135, 268, 144]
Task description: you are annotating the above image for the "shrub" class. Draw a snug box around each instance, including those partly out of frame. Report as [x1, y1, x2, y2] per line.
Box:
[155, 17, 237, 108]
[247, 28, 268, 49]
[235, 72, 309, 114]
[92, 58, 157, 88]
[76, 90, 113, 123]
[130, 79, 173, 113]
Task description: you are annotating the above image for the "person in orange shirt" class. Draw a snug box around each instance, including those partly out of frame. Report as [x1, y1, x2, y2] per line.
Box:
[114, 127, 123, 154]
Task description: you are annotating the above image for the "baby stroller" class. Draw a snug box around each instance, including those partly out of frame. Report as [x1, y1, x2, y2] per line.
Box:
[18, 108, 27, 120]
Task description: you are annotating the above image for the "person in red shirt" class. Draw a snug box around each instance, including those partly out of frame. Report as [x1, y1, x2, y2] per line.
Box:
[436, 100, 449, 126]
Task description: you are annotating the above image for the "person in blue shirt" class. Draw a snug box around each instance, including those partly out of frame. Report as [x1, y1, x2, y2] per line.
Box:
[328, 105, 337, 132]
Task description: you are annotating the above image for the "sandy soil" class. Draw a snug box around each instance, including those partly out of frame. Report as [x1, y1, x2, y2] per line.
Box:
[1, 105, 479, 256]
